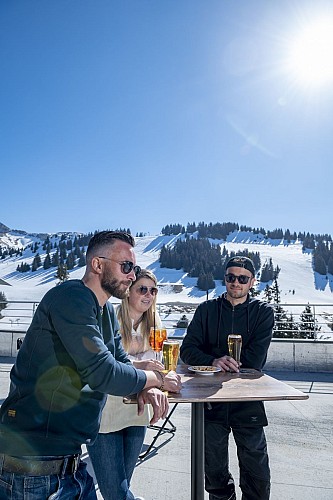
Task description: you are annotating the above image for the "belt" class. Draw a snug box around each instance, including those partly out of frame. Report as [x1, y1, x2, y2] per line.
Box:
[1, 454, 80, 476]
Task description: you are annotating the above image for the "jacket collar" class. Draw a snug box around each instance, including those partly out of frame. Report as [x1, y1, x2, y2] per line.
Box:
[221, 292, 250, 309]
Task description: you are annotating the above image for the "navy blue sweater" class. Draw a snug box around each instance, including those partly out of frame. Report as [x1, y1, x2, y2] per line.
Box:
[0, 280, 146, 455]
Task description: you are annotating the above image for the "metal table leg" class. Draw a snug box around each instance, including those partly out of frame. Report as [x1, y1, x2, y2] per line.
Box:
[191, 402, 205, 500]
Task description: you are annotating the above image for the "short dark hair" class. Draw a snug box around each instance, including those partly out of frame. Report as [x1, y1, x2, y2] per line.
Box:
[86, 231, 135, 260]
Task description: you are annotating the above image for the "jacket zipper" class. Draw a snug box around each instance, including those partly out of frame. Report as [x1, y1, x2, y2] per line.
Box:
[231, 305, 235, 333]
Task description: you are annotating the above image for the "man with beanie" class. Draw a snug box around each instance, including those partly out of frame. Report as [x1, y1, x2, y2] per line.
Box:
[180, 256, 274, 500]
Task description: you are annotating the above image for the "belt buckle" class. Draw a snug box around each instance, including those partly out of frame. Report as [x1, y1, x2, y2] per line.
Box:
[70, 454, 80, 473]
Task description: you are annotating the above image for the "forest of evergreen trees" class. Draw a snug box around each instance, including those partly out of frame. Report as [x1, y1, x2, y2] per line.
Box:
[312, 239, 333, 275]
[263, 278, 321, 339]
[15, 234, 87, 275]
[2, 228, 135, 281]
[0, 222, 331, 339]
[161, 221, 333, 278]
[1, 220, 333, 285]
[159, 237, 267, 291]
[161, 221, 332, 245]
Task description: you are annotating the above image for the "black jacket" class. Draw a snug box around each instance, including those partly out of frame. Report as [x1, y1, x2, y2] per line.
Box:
[180, 294, 274, 427]
[180, 294, 273, 369]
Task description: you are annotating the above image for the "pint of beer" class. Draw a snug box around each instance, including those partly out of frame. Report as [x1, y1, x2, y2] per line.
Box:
[162, 340, 180, 372]
[227, 334, 242, 364]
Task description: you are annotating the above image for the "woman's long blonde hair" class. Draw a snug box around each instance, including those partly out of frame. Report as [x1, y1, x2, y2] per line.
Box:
[117, 269, 159, 352]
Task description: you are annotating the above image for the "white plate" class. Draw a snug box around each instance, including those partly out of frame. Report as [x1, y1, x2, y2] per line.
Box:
[188, 366, 222, 375]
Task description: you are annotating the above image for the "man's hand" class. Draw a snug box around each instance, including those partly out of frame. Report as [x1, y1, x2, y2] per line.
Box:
[213, 356, 240, 372]
[163, 371, 182, 393]
[137, 388, 169, 425]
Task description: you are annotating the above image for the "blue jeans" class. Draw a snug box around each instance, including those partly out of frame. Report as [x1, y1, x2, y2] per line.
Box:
[88, 426, 146, 500]
[0, 456, 97, 499]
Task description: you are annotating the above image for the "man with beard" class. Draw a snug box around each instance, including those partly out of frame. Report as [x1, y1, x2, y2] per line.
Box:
[180, 256, 274, 500]
[0, 231, 181, 499]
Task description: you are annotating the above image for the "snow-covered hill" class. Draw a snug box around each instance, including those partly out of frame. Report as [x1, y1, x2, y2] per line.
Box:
[1, 229, 333, 339]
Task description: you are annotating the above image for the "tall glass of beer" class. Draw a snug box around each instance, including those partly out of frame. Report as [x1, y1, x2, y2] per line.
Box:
[162, 340, 180, 372]
[227, 334, 242, 364]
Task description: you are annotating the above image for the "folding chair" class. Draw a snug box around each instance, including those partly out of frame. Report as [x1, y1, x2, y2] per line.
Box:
[139, 403, 179, 459]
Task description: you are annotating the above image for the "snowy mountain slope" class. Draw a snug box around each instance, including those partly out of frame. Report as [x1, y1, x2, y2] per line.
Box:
[1, 228, 333, 303]
[1, 229, 333, 339]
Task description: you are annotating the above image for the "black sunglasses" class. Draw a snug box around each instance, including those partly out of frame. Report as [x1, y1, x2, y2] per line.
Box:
[97, 257, 141, 276]
[136, 285, 158, 296]
[225, 273, 252, 285]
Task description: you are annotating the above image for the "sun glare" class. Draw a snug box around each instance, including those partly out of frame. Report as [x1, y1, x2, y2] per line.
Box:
[286, 17, 333, 88]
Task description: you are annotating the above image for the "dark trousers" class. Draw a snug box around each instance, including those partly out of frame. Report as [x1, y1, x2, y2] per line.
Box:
[205, 419, 270, 500]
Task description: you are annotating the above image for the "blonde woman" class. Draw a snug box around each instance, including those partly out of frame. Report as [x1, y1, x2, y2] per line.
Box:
[88, 269, 163, 500]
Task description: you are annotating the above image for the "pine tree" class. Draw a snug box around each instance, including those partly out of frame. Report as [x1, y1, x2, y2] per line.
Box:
[273, 305, 290, 338]
[285, 313, 299, 338]
[78, 254, 86, 267]
[55, 264, 69, 284]
[271, 277, 281, 304]
[66, 252, 75, 270]
[43, 253, 52, 270]
[298, 304, 321, 339]
[328, 256, 333, 275]
[263, 284, 273, 303]
[31, 253, 42, 272]
[51, 251, 59, 267]
[313, 253, 327, 275]
[197, 272, 215, 291]
[0, 291, 7, 317]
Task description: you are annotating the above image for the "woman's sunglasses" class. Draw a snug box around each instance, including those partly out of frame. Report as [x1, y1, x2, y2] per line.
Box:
[135, 285, 158, 296]
[225, 273, 252, 285]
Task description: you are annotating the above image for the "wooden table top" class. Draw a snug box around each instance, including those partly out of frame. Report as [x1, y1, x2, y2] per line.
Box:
[166, 366, 309, 404]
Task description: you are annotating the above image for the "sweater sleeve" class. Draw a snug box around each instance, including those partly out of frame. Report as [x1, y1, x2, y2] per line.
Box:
[242, 303, 274, 370]
[180, 304, 216, 366]
[49, 287, 147, 396]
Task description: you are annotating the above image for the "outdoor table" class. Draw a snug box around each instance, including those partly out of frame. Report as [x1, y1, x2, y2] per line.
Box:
[167, 365, 309, 500]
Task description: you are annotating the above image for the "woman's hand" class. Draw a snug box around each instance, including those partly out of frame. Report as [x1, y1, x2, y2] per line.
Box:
[134, 359, 164, 371]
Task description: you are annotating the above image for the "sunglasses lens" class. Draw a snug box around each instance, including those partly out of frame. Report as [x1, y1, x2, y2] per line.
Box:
[225, 274, 236, 283]
[120, 262, 132, 274]
[120, 261, 140, 274]
[138, 286, 158, 296]
[225, 274, 251, 284]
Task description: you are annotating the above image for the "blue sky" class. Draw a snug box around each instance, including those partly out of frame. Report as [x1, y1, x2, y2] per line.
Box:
[1, 0, 333, 237]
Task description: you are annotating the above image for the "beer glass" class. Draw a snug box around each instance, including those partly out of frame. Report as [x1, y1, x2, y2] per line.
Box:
[162, 340, 180, 372]
[227, 334, 242, 364]
[149, 327, 167, 361]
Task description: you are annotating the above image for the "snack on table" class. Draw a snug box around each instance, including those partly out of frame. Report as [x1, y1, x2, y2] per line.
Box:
[192, 366, 216, 371]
